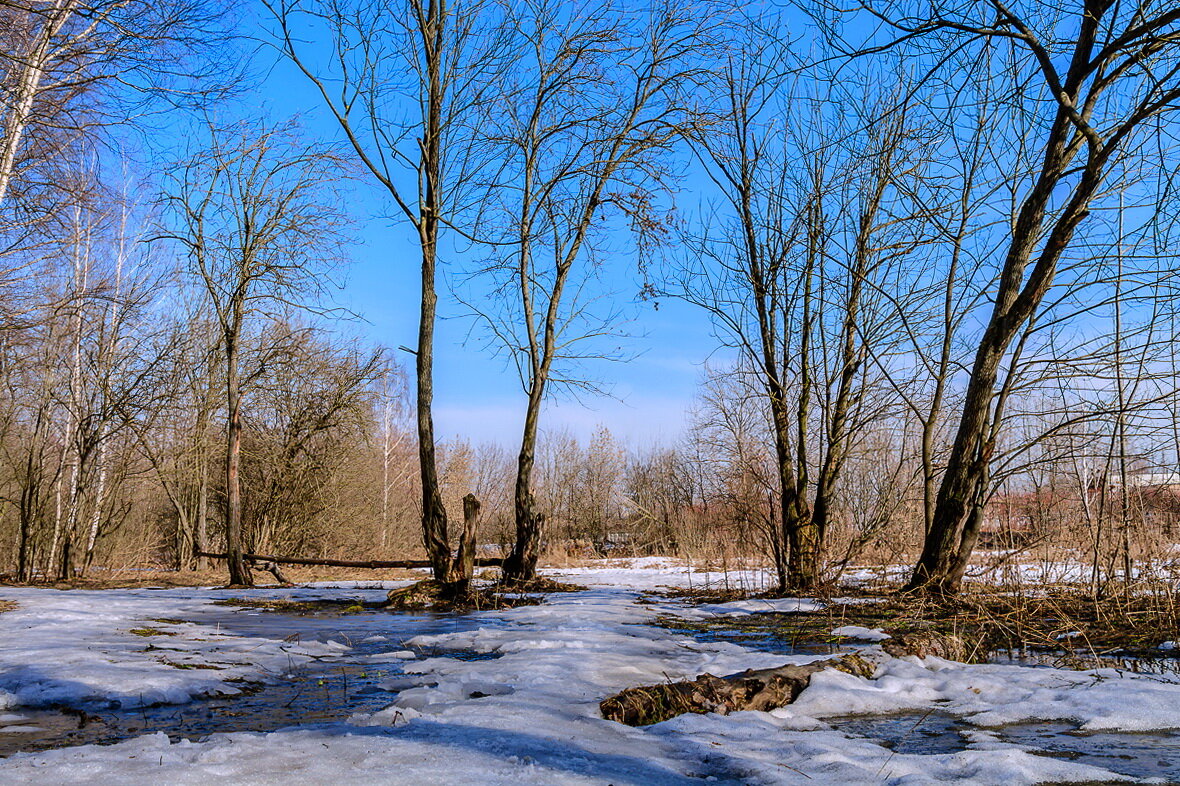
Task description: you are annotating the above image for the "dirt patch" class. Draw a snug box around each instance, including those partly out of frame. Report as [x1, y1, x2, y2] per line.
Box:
[157, 659, 222, 670]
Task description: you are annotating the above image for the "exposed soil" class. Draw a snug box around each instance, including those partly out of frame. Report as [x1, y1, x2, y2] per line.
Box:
[212, 597, 379, 614]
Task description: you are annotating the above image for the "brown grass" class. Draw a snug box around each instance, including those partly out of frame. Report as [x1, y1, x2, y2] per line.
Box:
[660, 581, 1180, 665]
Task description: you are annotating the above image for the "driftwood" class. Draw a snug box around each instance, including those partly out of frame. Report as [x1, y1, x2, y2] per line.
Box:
[196, 550, 504, 570]
[600, 653, 876, 726]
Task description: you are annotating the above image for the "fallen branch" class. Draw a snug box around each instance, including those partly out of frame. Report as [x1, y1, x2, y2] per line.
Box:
[196, 550, 504, 570]
[253, 560, 293, 586]
[600, 653, 876, 726]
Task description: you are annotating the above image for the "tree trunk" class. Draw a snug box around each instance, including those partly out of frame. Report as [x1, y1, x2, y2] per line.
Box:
[195, 438, 209, 571]
[785, 505, 820, 590]
[417, 241, 449, 580]
[224, 336, 251, 587]
[81, 440, 108, 575]
[416, 0, 450, 581]
[905, 318, 1008, 594]
[504, 389, 544, 582]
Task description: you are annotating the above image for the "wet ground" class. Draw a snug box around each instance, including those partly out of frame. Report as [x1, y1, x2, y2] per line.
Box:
[681, 617, 1180, 783]
[2, 593, 1179, 784]
[0, 604, 495, 756]
[834, 711, 1180, 783]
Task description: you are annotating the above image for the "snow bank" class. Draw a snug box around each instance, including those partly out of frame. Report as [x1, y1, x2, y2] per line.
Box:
[790, 654, 1180, 732]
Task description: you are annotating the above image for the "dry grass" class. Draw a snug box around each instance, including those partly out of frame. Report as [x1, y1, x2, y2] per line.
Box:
[661, 580, 1180, 665]
[212, 597, 376, 614]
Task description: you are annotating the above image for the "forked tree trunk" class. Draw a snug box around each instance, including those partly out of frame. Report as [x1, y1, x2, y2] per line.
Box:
[900, 0, 1161, 595]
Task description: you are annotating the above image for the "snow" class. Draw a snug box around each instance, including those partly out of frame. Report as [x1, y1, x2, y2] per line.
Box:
[545, 558, 771, 592]
[674, 597, 826, 620]
[0, 561, 1173, 784]
[830, 625, 891, 641]
[0, 585, 398, 709]
[788, 654, 1180, 732]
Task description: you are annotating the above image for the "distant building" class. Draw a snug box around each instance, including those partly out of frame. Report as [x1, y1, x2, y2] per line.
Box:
[1107, 470, 1180, 489]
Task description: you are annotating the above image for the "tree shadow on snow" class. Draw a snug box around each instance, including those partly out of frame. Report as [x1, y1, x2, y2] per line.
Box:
[300, 719, 752, 785]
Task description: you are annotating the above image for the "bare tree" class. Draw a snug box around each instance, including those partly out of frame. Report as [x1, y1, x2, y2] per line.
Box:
[268, 0, 512, 582]
[672, 23, 930, 589]
[160, 121, 350, 586]
[463, 0, 708, 582]
[243, 326, 383, 556]
[807, 0, 1180, 594]
[0, 0, 230, 217]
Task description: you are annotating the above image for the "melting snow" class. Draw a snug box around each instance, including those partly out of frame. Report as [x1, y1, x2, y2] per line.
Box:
[0, 561, 1172, 784]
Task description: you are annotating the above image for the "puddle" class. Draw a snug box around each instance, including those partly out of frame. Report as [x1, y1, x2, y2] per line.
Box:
[1000, 722, 1180, 783]
[679, 614, 1180, 782]
[686, 625, 847, 656]
[832, 711, 966, 755]
[830, 712, 1180, 782]
[0, 605, 496, 757]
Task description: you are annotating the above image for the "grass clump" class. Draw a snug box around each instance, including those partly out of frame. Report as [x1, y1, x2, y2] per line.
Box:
[213, 597, 377, 615]
[658, 582, 1180, 667]
[128, 626, 177, 637]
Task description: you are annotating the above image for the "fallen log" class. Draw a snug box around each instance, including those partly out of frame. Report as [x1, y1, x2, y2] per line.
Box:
[600, 653, 876, 726]
[196, 550, 504, 570]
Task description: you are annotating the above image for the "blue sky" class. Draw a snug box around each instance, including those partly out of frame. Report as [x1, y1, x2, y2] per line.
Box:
[336, 210, 718, 445]
[240, 31, 722, 448]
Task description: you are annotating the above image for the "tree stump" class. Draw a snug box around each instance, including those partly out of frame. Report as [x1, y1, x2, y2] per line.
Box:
[450, 493, 480, 590]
